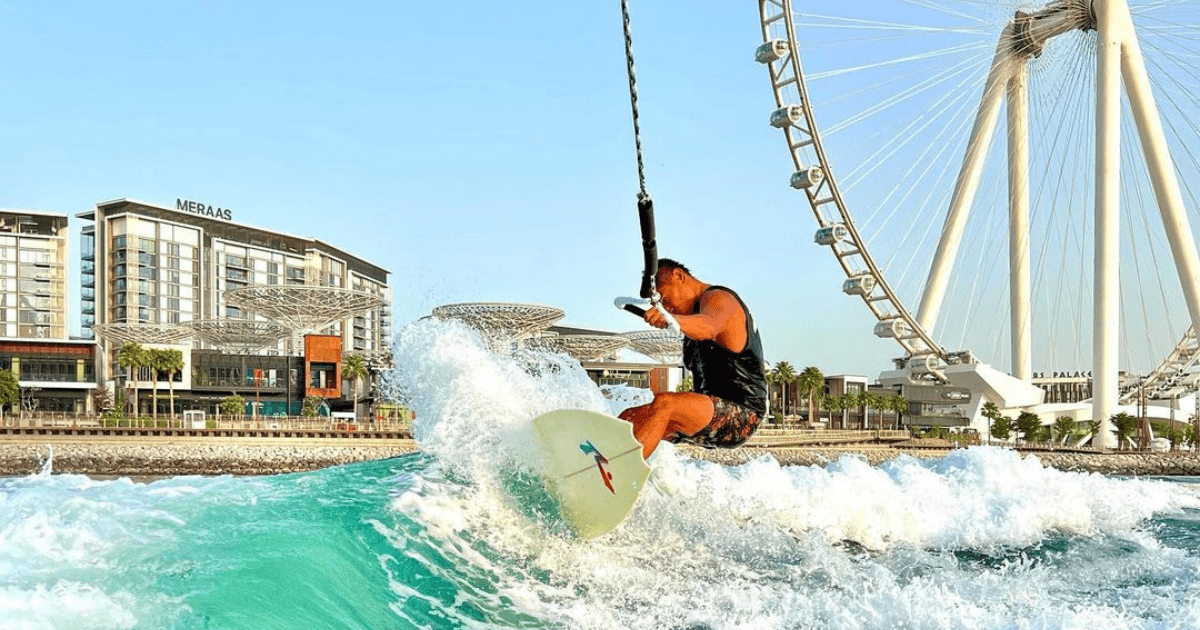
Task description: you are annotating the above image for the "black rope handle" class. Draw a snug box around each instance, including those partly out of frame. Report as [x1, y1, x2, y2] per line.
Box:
[621, 0, 658, 300]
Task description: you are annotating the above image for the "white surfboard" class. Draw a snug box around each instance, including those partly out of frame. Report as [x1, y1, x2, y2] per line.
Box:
[532, 409, 651, 539]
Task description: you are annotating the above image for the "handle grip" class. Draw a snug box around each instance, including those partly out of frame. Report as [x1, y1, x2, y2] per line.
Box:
[614, 297, 680, 333]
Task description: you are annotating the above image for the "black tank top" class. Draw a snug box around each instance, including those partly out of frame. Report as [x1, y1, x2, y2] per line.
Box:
[682, 286, 768, 416]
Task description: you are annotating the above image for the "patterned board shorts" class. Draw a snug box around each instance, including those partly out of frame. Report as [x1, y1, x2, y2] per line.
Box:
[668, 395, 761, 449]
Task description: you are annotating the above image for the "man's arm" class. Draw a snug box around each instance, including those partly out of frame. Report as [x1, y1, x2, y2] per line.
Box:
[645, 290, 745, 350]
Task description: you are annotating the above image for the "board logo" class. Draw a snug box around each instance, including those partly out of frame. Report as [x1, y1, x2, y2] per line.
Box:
[579, 441, 615, 494]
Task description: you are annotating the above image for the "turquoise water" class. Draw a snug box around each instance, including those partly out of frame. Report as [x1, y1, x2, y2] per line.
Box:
[4, 319, 1200, 629]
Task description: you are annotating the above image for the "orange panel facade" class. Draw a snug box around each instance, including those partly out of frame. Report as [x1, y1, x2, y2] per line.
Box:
[649, 367, 670, 393]
[304, 334, 342, 399]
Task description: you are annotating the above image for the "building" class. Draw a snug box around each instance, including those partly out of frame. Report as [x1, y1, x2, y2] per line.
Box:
[542, 325, 682, 394]
[1032, 371, 1095, 403]
[79, 198, 392, 417]
[822, 374, 869, 428]
[0, 209, 97, 412]
[895, 382, 972, 427]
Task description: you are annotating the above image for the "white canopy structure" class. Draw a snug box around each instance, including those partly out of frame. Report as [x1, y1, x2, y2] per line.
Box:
[92, 323, 193, 346]
[623, 329, 684, 364]
[184, 319, 292, 354]
[526, 334, 629, 362]
[225, 285, 385, 336]
[432, 302, 565, 351]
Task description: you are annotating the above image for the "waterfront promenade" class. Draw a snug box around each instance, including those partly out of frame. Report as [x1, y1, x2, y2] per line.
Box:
[2, 421, 1200, 477]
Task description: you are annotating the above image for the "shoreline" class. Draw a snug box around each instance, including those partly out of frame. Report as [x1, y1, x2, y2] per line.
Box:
[3, 437, 1200, 477]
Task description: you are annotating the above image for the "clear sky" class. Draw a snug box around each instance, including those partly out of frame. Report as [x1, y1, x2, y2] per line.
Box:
[1, 0, 917, 377]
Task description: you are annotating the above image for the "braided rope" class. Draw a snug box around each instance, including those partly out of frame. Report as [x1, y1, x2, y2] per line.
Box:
[621, 0, 649, 202]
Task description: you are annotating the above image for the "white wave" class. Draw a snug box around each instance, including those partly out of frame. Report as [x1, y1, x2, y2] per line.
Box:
[384, 320, 1200, 630]
[0, 581, 138, 630]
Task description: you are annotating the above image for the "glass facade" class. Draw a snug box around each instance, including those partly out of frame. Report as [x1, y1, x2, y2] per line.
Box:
[0, 212, 68, 340]
[106, 217, 200, 326]
[82, 199, 392, 404]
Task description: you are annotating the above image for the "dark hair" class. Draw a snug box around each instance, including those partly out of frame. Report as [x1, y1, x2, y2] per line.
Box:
[657, 258, 691, 276]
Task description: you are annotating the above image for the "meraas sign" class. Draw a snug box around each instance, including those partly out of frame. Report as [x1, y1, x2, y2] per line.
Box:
[176, 198, 233, 221]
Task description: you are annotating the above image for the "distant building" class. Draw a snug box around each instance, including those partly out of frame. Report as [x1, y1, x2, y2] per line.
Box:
[0, 209, 96, 412]
[896, 382, 972, 427]
[1032, 371, 1094, 403]
[824, 374, 869, 428]
[77, 198, 392, 418]
[542, 325, 681, 394]
[79, 198, 390, 352]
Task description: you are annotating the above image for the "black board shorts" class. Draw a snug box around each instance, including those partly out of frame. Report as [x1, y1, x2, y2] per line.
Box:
[667, 395, 761, 449]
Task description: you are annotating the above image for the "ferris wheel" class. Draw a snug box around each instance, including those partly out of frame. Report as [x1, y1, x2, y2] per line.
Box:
[755, 0, 1200, 432]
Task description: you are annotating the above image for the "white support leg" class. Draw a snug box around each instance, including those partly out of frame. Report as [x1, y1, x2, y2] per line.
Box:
[1008, 65, 1033, 382]
[1118, 8, 1200, 348]
[1093, 0, 1122, 449]
[918, 34, 1014, 333]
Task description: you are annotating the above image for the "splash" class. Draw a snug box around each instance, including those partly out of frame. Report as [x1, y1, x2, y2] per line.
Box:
[379, 319, 1200, 629]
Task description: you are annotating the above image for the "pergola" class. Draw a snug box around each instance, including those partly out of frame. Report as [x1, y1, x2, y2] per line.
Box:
[623, 329, 684, 364]
[526, 334, 629, 362]
[431, 302, 565, 351]
[224, 285, 386, 337]
[183, 319, 291, 353]
[92, 323, 193, 346]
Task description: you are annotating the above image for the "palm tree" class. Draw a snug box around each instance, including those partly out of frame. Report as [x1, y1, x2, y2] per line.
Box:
[765, 369, 779, 421]
[161, 349, 184, 426]
[1053, 416, 1076, 446]
[837, 390, 859, 429]
[888, 394, 908, 430]
[823, 393, 844, 429]
[116, 342, 145, 420]
[981, 401, 1001, 446]
[0, 369, 17, 424]
[869, 392, 901, 431]
[1111, 412, 1139, 450]
[146, 348, 164, 425]
[772, 361, 798, 424]
[342, 354, 368, 422]
[797, 366, 825, 428]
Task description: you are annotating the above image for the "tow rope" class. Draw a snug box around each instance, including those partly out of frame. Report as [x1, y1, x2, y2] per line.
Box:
[616, 0, 679, 332]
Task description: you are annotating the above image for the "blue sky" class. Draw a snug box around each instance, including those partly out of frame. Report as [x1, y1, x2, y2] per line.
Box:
[1, 0, 905, 376]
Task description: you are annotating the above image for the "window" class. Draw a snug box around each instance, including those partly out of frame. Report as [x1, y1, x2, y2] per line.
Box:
[309, 362, 336, 389]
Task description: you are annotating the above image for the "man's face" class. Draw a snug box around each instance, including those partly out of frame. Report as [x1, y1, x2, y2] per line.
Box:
[656, 268, 687, 314]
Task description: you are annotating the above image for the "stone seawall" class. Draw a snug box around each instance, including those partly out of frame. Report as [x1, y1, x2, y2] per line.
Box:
[4, 441, 1200, 477]
[0, 442, 421, 477]
[684, 445, 1200, 476]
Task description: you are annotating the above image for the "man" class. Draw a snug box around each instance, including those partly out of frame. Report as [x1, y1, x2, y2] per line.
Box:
[619, 259, 767, 459]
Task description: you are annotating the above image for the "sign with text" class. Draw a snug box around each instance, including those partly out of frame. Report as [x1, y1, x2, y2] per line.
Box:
[176, 198, 233, 221]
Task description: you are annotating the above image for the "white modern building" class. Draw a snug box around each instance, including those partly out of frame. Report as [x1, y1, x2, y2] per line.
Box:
[78, 198, 392, 416]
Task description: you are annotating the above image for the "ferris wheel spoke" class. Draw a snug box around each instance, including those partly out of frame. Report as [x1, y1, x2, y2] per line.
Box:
[1120, 127, 1165, 367]
[899, 0, 995, 26]
[842, 57, 985, 190]
[797, 13, 990, 35]
[864, 113, 976, 250]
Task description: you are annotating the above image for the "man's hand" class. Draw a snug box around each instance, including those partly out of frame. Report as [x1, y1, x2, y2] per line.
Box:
[644, 304, 672, 329]
[644, 304, 681, 332]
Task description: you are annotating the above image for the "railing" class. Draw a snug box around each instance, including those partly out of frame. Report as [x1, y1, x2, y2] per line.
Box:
[0, 412, 412, 433]
[748, 428, 910, 446]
